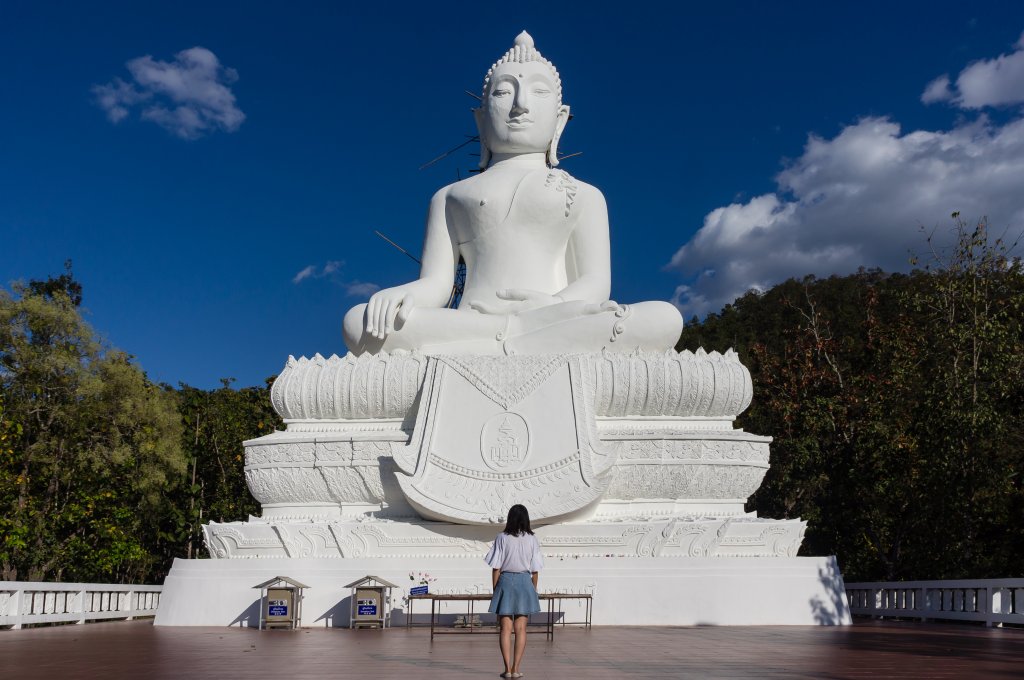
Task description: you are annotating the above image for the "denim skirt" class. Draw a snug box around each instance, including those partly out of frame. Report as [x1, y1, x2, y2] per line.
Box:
[489, 572, 541, 616]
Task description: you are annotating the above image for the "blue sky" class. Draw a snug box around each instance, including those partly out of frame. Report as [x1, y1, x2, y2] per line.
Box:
[3, 1, 1024, 388]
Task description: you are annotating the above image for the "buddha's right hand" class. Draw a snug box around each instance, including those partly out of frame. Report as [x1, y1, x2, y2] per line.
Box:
[366, 287, 415, 340]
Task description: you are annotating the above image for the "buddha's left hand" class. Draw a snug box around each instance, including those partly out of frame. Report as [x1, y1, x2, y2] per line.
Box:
[468, 288, 564, 315]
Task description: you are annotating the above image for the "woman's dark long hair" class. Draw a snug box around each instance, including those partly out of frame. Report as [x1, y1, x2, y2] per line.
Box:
[502, 504, 533, 536]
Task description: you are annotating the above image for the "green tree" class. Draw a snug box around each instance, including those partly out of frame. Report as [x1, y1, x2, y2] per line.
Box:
[0, 272, 184, 582]
[0, 393, 21, 567]
[173, 379, 280, 559]
[904, 215, 1024, 577]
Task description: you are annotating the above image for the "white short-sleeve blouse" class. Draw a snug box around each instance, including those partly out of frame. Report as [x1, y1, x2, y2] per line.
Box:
[484, 532, 544, 573]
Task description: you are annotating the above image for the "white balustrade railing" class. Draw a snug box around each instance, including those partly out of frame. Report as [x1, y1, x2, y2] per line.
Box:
[0, 582, 162, 629]
[846, 579, 1024, 627]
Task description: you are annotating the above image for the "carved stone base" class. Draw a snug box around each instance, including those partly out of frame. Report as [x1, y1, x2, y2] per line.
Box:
[154, 554, 851, 627]
[202, 515, 806, 560]
[241, 424, 772, 522]
[245, 349, 769, 525]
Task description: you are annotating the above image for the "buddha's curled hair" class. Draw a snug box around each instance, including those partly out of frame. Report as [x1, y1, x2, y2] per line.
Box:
[481, 31, 562, 106]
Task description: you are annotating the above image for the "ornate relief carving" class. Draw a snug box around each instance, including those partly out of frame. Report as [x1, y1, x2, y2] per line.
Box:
[271, 352, 428, 420]
[480, 412, 530, 471]
[590, 348, 753, 418]
[607, 304, 632, 343]
[402, 452, 604, 525]
[606, 464, 767, 501]
[268, 349, 753, 425]
[284, 420, 406, 433]
[202, 517, 806, 559]
[202, 524, 290, 559]
[436, 354, 569, 409]
[248, 351, 766, 520]
[245, 467, 335, 505]
[396, 356, 613, 524]
[319, 467, 385, 506]
[605, 437, 770, 463]
[349, 524, 489, 557]
[243, 437, 400, 508]
[544, 169, 578, 216]
[245, 442, 316, 467]
[595, 434, 770, 502]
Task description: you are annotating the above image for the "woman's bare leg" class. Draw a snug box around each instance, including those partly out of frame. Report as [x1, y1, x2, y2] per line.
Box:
[499, 615, 514, 673]
[512, 614, 528, 672]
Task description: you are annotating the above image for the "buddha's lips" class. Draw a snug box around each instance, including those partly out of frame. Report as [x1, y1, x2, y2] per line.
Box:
[506, 118, 533, 129]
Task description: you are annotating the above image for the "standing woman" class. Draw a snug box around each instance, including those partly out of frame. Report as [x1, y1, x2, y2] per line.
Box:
[485, 504, 544, 678]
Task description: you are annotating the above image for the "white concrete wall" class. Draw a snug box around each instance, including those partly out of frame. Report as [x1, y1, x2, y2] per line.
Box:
[155, 555, 851, 627]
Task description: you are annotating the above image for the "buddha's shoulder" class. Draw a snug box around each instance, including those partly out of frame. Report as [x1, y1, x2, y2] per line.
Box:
[430, 182, 457, 204]
[432, 175, 481, 201]
[545, 170, 606, 208]
[541, 168, 597, 189]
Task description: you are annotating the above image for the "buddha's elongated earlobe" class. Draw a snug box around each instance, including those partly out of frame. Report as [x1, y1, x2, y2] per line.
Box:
[473, 107, 491, 170]
[547, 105, 570, 167]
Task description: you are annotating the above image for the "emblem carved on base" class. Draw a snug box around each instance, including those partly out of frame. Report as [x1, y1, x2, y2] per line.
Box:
[480, 412, 530, 471]
[396, 355, 612, 525]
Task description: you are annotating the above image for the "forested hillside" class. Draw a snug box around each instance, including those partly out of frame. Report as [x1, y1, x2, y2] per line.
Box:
[2, 215, 1021, 583]
[679, 218, 1024, 581]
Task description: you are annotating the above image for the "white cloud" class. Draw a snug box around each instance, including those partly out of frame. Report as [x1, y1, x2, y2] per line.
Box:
[93, 47, 245, 139]
[923, 31, 1024, 108]
[921, 74, 953, 104]
[92, 78, 150, 122]
[344, 281, 381, 298]
[292, 265, 317, 284]
[292, 261, 341, 284]
[668, 115, 1024, 317]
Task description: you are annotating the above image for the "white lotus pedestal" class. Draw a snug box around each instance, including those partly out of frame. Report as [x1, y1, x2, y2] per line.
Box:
[155, 350, 852, 626]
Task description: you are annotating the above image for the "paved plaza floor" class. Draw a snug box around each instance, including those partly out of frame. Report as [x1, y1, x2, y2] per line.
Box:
[1, 620, 1021, 679]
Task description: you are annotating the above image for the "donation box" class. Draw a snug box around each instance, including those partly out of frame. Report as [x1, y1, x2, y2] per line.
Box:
[345, 575, 398, 629]
[265, 588, 294, 626]
[253, 576, 309, 630]
[355, 587, 382, 623]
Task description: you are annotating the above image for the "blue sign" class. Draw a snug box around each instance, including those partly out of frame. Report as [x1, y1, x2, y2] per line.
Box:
[268, 605, 288, 616]
[358, 604, 378, 616]
[410, 585, 429, 596]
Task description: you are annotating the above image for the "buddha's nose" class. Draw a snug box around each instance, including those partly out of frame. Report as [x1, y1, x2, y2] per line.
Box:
[512, 88, 530, 114]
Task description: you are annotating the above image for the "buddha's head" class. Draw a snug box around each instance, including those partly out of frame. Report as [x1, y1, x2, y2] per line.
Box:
[475, 31, 571, 169]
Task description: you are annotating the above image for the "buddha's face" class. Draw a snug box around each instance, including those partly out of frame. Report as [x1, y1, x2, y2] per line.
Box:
[480, 61, 562, 156]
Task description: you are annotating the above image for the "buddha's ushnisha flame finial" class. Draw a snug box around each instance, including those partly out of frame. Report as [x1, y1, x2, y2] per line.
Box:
[481, 30, 562, 106]
[514, 30, 534, 49]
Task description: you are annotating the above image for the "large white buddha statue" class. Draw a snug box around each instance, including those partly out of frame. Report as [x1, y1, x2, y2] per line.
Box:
[176, 29, 835, 632]
[343, 31, 682, 356]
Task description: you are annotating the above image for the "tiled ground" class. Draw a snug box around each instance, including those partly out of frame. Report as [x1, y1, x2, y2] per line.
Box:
[1, 620, 1021, 679]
